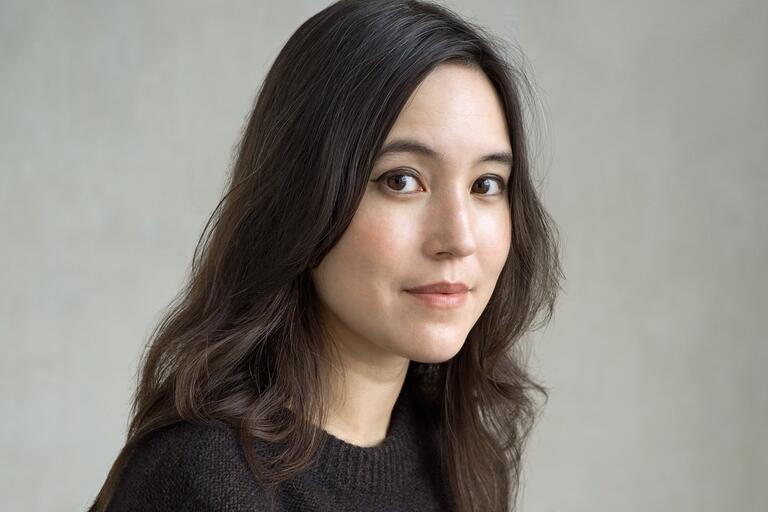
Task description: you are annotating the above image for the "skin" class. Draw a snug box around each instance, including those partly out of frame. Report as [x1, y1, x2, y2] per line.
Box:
[309, 62, 513, 447]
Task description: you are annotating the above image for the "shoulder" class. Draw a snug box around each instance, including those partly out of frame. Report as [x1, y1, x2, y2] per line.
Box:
[107, 421, 274, 511]
[125, 421, 242, 469]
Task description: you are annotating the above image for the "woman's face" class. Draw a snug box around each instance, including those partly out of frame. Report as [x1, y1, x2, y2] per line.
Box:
[311, 62, 512, 367]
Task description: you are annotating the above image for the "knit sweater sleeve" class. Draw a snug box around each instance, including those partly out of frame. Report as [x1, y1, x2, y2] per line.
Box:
[106, 422, 274, 512]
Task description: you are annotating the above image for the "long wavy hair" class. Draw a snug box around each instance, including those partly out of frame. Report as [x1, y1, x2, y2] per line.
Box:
[88, 1, 563, 511]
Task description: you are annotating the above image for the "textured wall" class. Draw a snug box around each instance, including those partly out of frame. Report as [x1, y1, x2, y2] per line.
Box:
[1, 1, 765, 510]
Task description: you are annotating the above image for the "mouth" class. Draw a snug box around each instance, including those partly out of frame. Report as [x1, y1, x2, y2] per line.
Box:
[404, 289, 468, 308]
[404, 281, 470, 294]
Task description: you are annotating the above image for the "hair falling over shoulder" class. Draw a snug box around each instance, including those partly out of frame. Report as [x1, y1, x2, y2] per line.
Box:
[88, 1, 564, 511]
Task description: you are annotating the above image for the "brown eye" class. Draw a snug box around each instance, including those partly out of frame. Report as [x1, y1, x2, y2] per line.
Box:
[372, 170, 506, 196]
[374, 170, 423, 194]
[472, 176, 506, 196]
[387, 174, 410, 191]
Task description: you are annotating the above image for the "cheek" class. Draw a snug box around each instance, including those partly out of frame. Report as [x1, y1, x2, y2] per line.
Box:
[314, 204, 415, 304]
[338, 204, 414, 280]
[310, 204, 418, 348]
[478, 210, 512, 280]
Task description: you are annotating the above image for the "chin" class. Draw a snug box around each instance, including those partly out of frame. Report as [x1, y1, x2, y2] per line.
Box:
[413, 354, 459, 365]
[407, 342, 465, 364]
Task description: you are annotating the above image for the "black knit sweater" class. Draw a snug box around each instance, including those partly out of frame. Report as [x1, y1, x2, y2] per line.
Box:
[103, 388, 451, 511]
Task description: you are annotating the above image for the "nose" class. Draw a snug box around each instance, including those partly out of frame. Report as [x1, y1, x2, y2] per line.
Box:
[423, 188, 477, 259]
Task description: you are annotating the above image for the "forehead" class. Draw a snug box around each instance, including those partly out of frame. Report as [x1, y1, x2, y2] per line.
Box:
[383, 63, 511, 157]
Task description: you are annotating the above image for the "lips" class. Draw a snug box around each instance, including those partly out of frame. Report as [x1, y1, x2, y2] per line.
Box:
[405, 281, 470, 294]
[405, 281, 469, 308]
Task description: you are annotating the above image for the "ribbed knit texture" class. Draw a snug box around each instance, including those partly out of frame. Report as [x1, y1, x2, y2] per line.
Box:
[104, 387, 450, 511]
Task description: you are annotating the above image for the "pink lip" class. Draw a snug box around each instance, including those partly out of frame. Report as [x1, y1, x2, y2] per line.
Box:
[405, 290, 468, 308]
[405, 281, 470, 294]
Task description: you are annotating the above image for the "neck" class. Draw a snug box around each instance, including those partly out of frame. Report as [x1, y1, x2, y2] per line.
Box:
[322, 359, 409, 446]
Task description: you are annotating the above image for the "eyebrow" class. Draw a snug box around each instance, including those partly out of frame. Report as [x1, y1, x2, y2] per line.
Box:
[375, 137, 514, 167]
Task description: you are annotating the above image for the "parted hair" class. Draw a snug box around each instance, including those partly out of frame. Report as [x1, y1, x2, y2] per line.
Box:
[89, 1, 563, 511]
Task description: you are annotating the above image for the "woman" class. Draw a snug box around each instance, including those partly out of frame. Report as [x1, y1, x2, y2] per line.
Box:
[88, 0, 563, 510]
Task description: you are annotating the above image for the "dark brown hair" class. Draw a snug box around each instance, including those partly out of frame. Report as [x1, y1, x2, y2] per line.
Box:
[89, 1, 563, 511]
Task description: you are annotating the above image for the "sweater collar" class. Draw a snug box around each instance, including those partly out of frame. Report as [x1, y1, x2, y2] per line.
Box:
[308, 386, 423, 494]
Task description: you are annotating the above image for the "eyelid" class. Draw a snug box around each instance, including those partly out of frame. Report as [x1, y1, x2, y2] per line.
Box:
[372, 168, 419, 181]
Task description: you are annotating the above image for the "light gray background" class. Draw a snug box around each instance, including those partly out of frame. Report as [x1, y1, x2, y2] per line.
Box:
[1, 1, 766, 511]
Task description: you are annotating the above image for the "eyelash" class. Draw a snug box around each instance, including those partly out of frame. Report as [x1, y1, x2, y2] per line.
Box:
[372, 169, 507, 197]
